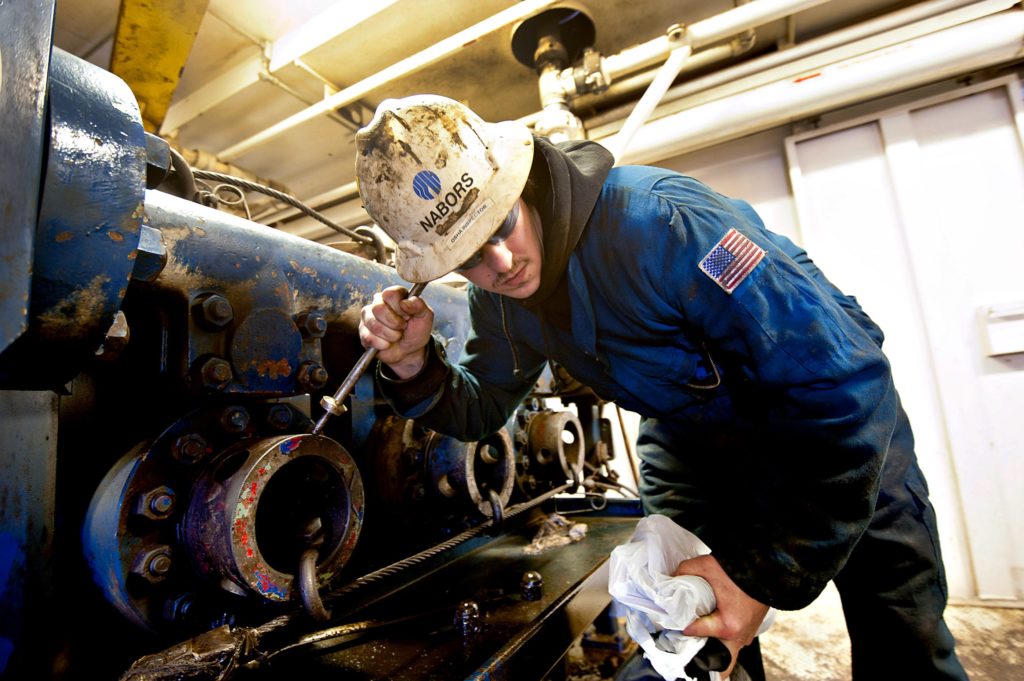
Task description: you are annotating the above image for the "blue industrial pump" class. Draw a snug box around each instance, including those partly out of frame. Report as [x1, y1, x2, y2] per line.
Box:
[0, 6, 636, 681]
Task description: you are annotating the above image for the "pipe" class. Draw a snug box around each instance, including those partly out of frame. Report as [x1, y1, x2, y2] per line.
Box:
[608, 0, 822, 162]
[607, 42, 692, 163]
[575, 34, 754, 110]
[585, 0, 1010, 131]
[599, 9, 1024, 166]
[268, 0, 1010, 240]
[216, 0, 565, 161]
[602, 0, 832, 82]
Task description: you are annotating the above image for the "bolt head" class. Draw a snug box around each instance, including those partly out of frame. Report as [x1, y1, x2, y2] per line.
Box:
[267, 404, 293, 429]
[197, 357, 233, 389]
[134, 485, 177, 520]
[197, 294, 234, 327]
[521, 570, 543, 600]
[173, 433, 208, 464]
[131, 546, 173, 584]
[298, 362, 328, 390]
[296, 311, 327, 338]
[220, 406, 250, 433]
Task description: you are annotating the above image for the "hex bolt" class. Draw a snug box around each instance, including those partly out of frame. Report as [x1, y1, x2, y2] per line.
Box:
[163, 593, 195, 623]
[194, 293, 234, 328]
[197, 356, 233, 390]
[134, 485, 176, 520]
[131, 546, 173, 584]
[220, 406, 250, 433]
[521, 570, 543, 601]
[295, 311, 327, 339]
[267, 404, 293, 430]
[172, 433, 208, 464]
[297, 362, 328, 390]
[454, 600, 481, 638]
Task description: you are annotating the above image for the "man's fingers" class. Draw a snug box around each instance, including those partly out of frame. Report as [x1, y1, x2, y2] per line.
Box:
[398, 296, 427, 317]
[684, 611, 723, 639]
[381, 286, 414, 319]
[681, 622, 743, 680]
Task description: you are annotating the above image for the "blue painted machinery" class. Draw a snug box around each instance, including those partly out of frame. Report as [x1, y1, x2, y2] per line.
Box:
[0, 10, 639, 680]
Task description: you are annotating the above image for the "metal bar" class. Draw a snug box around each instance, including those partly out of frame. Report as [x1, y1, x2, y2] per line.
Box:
[313, 282, 427, 434]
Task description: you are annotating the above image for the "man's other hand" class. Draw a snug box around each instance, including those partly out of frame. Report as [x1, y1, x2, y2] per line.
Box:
[675, 554, 770, 679]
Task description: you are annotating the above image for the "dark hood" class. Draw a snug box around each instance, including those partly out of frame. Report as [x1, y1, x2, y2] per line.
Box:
[522, 136, 614, 309]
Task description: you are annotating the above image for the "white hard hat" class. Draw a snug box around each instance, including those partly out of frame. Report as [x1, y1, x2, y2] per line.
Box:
[355, 95, 534, 282]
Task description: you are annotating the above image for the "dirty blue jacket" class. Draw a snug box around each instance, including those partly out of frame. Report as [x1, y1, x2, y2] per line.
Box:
[383, 165, 898, 610]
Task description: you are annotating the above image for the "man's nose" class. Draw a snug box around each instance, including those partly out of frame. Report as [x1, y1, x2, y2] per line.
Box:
[481, 242, 514, 273]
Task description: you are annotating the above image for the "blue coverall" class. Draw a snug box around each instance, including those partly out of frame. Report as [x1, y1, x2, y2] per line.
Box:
[379, 139, 967, 679]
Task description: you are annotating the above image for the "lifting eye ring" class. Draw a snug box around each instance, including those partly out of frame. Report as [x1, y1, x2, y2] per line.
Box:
[487, 488, 505, 536]
[298, 546, 331, 622]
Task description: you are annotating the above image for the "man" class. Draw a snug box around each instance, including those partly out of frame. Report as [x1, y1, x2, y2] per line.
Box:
[355, 94, 967, 680]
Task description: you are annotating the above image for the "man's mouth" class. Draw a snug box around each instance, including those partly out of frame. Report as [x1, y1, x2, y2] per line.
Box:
[501, 265, 526, 288]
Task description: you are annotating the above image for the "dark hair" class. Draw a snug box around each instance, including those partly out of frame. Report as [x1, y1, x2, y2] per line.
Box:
[520, 142, 549, 212]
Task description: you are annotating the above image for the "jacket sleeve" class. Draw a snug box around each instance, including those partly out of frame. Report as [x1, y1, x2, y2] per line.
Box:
[649, 179, 896, 610]
[377, 287, 548, 441]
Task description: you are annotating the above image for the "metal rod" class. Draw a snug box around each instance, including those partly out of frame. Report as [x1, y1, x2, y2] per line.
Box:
[312, 281, 427, 434]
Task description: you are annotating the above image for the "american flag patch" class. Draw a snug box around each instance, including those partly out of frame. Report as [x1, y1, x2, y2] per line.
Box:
[698, 228, 765, 294]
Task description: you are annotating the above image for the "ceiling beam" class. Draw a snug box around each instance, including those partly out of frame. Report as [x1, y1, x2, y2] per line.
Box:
[110, 0, 210, 132]
[160, 0, 396, 136]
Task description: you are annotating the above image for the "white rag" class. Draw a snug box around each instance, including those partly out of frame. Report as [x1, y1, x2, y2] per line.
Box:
[608, 514, 775, 681]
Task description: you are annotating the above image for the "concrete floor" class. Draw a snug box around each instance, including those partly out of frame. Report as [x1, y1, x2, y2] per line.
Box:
[759, 583, 1024, 680]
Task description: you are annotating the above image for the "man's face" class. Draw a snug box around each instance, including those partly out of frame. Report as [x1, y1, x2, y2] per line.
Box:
[459, 198, 542, 298]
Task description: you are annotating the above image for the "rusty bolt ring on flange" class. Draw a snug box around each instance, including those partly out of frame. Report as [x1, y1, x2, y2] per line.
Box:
[183, 434, 364, 603]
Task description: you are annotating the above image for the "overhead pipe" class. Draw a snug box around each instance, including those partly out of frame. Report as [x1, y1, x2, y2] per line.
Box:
[267, 0, 827, 226]
[273, 4, 1024, 243]
[216, 0, 566, 161]
[584, 0, 1013, 131]
[268, 0, 1010, 233]
[597, 8, 1024, 166]
[574, 31, 755, 111]
[606, 39, 692, 162]
[607, 0, 837, 161]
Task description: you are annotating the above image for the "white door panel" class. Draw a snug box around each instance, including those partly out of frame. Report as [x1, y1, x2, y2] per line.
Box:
[787, 80, 1024, 600]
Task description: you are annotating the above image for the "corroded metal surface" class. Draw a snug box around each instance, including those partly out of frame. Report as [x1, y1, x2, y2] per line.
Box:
[516, 407, 585, 497]
[142, 190, 471, 398]
[1, 47, 146, 388]
[183, 434, 364, 602]
[82, 406, 347, 633]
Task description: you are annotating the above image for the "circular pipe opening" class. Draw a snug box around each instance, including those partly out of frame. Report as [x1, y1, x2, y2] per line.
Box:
[254, 457, 348, 574]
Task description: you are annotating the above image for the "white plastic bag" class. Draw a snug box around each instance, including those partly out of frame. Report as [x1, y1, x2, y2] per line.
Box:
[608, 514, 775, 681]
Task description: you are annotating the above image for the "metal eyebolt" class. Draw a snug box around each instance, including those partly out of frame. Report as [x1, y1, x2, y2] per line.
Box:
[298, 548, 331, 623]
[570, 463, 582, 492]
[486, 488, 504, 536]
[297, 517, 330, 623]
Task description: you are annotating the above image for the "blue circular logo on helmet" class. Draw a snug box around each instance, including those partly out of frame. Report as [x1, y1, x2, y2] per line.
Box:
[412, 170, 442, 200]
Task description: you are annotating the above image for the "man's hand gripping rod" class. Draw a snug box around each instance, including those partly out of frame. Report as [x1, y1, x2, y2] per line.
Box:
[312, 282, 427, 435]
